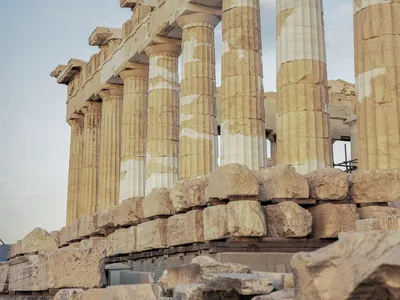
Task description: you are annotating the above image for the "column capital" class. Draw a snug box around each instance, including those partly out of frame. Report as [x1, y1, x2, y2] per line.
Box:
[119, 64, 149, 80]
[98, 84, 124, 101]
[176, 13, 220, 30]
[67, 115, 83, 127]
[81, 101, 102, 114]
[145, 43, 181, 57]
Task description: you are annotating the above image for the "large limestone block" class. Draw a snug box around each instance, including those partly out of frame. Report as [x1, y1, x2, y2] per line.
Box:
[304, 168, 348, 200]
[252, 272, 294, 291]
[142, 188, 174, 219]
[167, 210, 204, 247]
[255, 166, 309, 201]
[68, 219, 80, 242]
[97, 207, 115, 229]
[264, 202, 312, 238]
[0, 264, 9, 293]
[50, 231, 61, 244]
[81, 288, 107, 300]
[203, 205, 229, 241]
[78, 214, 98, 238]
[205, 164, 259, 201]
[291, 231, 400, 300]
[356, 215, 400, 232]
[113, 197, 144, 227]
[158, 256, 251, 290]
[204, 274, 274, 295]
[351, 169, 400, 203]
[173, 284, 204, 300]
[78, 237, 107, 251]
[227, 201, 267, 237]
[54, 289, 83, 300]
[104, 284, 162, 299]
[308, 204, 359, 238]
[357, 206, 400, 219]
[60, 226, 69, 246]
[170, 177, 209, 212]
[136, 219, 168, 251]
[9, 255, 46, 291]
[45, 247, 106, 289]
[106, 227, 136, 256]
[251, 289, 295, 300]
[9, 241, 22, 259]
[21, 227, 58, 255]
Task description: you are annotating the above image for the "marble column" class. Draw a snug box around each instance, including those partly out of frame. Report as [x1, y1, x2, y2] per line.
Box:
[220, 0, 267, 170]
[144, 44, 181, 194]
[176, 13, 219, 179]
[354, 0, 400, 170]
[119, 66, 149, 201]
[81, 101, 101, 217]
[276, 0, 333, 174]
[66, 116, 84, 224]
[98, 85, 123, 210]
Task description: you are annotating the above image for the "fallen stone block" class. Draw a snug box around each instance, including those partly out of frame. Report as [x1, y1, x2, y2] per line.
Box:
[78, 237, 107, 251]
[170, 177, 209, 212]
[357, 206, 400, 219]
[264, 202, 312, 238]
[50, 231, 60, 244]
[158, 256, 251, 290]
[60, 226, 69, 246]
[68, 219, 80, 242]
[173, 284, 204, 300]
[113, 197, 144, 227]
[106, 227, 136, 256]
[205, 164, 259, 201]
[54, 289, 83, 300]
[142, 188, 174, 219]
[0, 263, 9, 293]
[136, 219, 168, 251]
[167, 210, 204, 247]
[97, 207, 115, 229]
[78, 214, 99, 238]
[104, 284, 162, 299]
[351, 169, 400, 203]
[255, 165, 309, 201]
[304, 168, 348, 200]
[291, 231, 400, 300]
[227, 201, 267, 237]
[20, 228, 58, 255]
[252, 272, 294, 291]
[204, 274, 273, 296]
[9, 255, 46, 291]
[308, 204, 359, 238]
[356, 215, 400, 232]
[251, 289, 295, 300]
[203, 205, 229, 241]
[8, 241, 22, 259]
[45, 247, 106, 289]
[80, 288, 107, 300]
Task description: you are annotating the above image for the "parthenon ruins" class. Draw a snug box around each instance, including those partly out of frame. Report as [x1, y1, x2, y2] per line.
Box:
[2, 0, 400, 299]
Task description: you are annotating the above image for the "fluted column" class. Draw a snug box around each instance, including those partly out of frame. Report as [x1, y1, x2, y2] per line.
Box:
[145, 44, 181, 194]
[354, 0, 400, 170]
[220, 0, 267, 170]
[346, 115, 357, 161]
[81, 101, 101, 217]
[119, 66, 149, 201]
[98, 85, 123, 210]
[66, 116, 84, 224]
[176, 13, 219, 179]
[276, 0, 333, 174]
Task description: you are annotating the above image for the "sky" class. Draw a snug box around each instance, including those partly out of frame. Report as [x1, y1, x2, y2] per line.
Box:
[0, 0, 354, 244]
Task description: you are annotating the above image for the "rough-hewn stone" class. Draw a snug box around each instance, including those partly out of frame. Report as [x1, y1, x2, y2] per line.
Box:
[351, 169, 400, 203]
[45, 247, 106, 289]
[81, 288, 107, 300]
[54, 289, 83, 300]
[251, 289, 295, 300]
[252, 272, 294, 291]
[356, 215, 400, 232]
[136, 219, 168, 251]
[205, 164, 259, 201]
[78, 237, 107, 251]
[357, 206, 400, 219]
[50, 231, 60, 244]
[167, 210, 204, 247]
[68, 219, 80, 242]
[104, 284, 162, 299]
[97, 207, 115, 229]
[60, 226, 69, 246]
[291, 231, 400, 300]
[113, 197, 144, 226]
[304, 168, 348, 200]
[264, 202, 312, 238]
[142, 188, 174, 219]
[21, 228, 58, 255]
[78, 214, 98, 238]
[203, 205, 229, 241]
[227, 201, 267, 237]
[9, 255, 46, 291]
[170, 177, 209, 212]
[8, 241, 22, 259]
[255, 166, 309, 201]
[106, 227, 136, 256]
[0, 264, 9, 293]
[173, 284, 204, 300]
[204, 274, 274, 295]
[308, 204, 359, 238]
